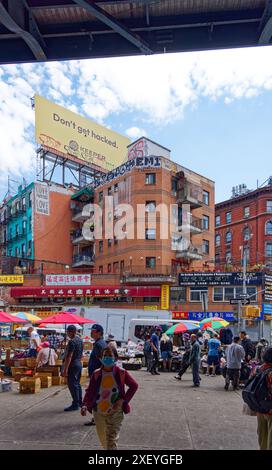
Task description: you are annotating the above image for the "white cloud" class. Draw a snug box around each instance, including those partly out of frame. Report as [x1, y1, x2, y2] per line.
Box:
[126, 126, 147, 139]
[1, 45, 272, 193]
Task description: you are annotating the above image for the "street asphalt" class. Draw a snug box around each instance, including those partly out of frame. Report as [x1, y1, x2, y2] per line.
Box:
[0, 370, 258, 450]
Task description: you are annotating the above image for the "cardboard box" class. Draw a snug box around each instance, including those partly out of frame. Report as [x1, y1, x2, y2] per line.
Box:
[35, 374, 52, 388]
[52, 376, 62, 386]
[11, 366, 28, 378]
[61, 377, 67, 385]
[80, 376, 88, 385]
[38, 366, 60, 377]
[20, 377, 41, 394]
[14, 372, 33, 382]
[26, 358, 37, 368]
[81, 367, 88, 377]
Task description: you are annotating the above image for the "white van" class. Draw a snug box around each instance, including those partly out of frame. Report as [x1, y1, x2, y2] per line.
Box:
[64, 307, 172, 344]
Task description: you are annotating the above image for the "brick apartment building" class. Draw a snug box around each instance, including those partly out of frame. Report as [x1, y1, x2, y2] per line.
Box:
[215, 180, 272, 271]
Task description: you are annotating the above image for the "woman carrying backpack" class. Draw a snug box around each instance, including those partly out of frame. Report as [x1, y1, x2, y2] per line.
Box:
[256, 347, 272, 450]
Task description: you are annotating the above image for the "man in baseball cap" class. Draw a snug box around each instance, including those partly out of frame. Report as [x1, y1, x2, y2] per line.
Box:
[85, 323, 107, 426]
[149, 326, 162, 376]
[62, 325, 83, 411]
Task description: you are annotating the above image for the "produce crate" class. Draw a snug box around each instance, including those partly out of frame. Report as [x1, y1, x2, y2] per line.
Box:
[0, 370, 4, 380]
[11, 366, 28, 378]
[37, 366, 60, 377]
[52, 376, 62, 386]
[35, 373, 52, 388]
[61, 377, 67, 385]
[20, 377, 41, 394]
[14, 372, 34, 382]
[26, 358, 37, 368]
[81, 367, 88, 377]
[80, 376, 88, 385]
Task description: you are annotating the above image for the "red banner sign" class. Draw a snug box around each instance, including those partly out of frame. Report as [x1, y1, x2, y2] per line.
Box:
[10, 285, 161, 299]
[172, 311, 189, 319]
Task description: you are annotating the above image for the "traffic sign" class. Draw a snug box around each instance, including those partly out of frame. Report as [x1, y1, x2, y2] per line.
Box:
[229, 298, 250, 305]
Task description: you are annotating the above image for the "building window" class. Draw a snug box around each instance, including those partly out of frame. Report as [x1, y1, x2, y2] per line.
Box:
[145, 201, 156, 212]
[203, 190, 209, 205]
[99, 266, 103, 274]
[114, 183, 118, 192]
[15, 224, 19, 236]
[170, 287, 186, 303]
[108, 263, 112, 273]
[215, 215, 221, 227]
[143, 297, 160, 303]
[22, 244, 26, 257]
[265, 220, 272, 235]
[113, 261, 119, 273]
[215, 234, 221, 247]
[107, 187, 112, 195]
[22, 220, 26, 234]
[99, 241, 103, 253]
[108, 239, 112, 248]
[190, 287, 208, 302]
[114, 236, 118, 245]
[224, 287, 235, 301]
[244, 227, 250, 241]
[213, 287, 224, 302]
[202, 215, 209, 230]
[29, 191, 32, 208]
[146, 257, 156, 269]
[226, 212, 232, 224]
[120, 260, 124, 272]
[145, 173, 156, 185]
[267, 201, 272, 213]
[29, 216, 32, 231]
[244, 206, 250, 218]
[244, 246, 250, 261]
[99, 191, 103, 203]
[171, 177, 178, 193]
[202, 240, 209, 254]
[215, 253, 220, 264]
[145, 228, 156, 240]
[226, 251, 231, 263]
[226, 231, 232, 244]
[28, 241, 32, 256]
[266, 242, 272, 257]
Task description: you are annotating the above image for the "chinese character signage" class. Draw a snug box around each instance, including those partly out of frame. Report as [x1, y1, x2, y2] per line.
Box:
[187, 312, 235, 321]
[10, 286, 161, 298]
[262, 303, 272, 315]
[161, 285, 170, 310]
[179, 272, 263, 287]
[45, 274, 91, 286]
[0, 275, 24, 285]
[172, 311, 189, 320]
[265, 274, 272, 301]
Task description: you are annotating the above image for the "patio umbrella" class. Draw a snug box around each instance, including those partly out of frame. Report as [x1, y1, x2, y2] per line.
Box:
[0, 311, 28, 324]
[165, 321, 200, 335]
[11, 312, 41, 323]
[36, 312, 95, 325]
[200, 317, 229, 330]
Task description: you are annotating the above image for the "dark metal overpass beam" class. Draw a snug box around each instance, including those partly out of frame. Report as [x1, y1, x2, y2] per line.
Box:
[0, 0, 47, 60]
[72, 0, 153, 54]
[259, 0, 272, 44]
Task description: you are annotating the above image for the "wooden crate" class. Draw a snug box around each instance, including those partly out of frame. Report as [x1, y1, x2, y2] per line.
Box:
[0, 370, 4, 380]
[61, 377, 67, 385]
[20, 377, 41, 394]
[80, 376, 88, 385]
[11, 366, 28, 378]
[52, 376, 62, 386]
[81, 358, 89, 367]
[81, 367, 88, 377]
[35, 374, 52, 388]
[26, 358, 37, 368]
[14, 372, 34, 382]
[37, 366, 60, 377]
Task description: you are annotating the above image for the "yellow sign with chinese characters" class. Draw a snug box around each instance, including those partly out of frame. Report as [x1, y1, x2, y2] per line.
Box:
[35, 95, 130, 172]
[241, 306, 261, 318]
[0, 275, 24, 285]
[161, 285, 170, 310]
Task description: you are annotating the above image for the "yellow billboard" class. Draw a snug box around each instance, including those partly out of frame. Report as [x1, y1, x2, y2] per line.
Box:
[35, 95, 131, 172]
[0, 275, 24, 285]
[161, 285, 170, 310]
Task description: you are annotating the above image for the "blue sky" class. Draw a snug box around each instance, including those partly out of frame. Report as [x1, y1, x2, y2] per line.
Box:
[0, 46, 272, 203]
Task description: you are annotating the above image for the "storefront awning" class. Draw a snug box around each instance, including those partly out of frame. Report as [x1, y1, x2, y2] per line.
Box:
[10, 285, 161, 299]
[71, 187, 94, 202]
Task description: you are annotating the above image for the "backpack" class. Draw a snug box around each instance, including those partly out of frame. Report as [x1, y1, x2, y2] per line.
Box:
[242, 368, 272, 414]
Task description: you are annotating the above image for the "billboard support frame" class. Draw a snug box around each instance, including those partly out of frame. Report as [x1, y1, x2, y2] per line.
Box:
[37, 147, 106, 189]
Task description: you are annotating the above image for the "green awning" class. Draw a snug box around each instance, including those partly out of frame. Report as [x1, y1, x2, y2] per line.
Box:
[71, 187, 94, 202]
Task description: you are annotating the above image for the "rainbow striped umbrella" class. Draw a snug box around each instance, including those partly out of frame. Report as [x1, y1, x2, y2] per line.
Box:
[200, 317, 229, 330]
[11, 312, 41, 323]
[165, 322, 200, 335]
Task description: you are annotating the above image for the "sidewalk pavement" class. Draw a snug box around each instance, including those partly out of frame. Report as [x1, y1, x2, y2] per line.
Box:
[0, 370, 258, 450]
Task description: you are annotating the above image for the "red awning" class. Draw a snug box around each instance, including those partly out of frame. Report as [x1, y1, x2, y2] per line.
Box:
[10, 285, 161, 298]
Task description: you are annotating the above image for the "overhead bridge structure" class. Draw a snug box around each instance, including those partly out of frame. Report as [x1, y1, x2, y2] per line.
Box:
[0, 1, 272, 63]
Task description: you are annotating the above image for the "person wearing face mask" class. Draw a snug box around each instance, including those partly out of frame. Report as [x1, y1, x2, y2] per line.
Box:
[81, 347, 138, 450]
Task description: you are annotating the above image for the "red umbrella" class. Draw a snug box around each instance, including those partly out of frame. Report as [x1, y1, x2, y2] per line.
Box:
[0, 311, 28, 324]
[36, 312, 95, 325]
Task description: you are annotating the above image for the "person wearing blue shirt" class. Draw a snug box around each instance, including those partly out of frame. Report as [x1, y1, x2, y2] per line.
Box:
[207, 333, 221, 377]
[150, 326, 162, 375]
